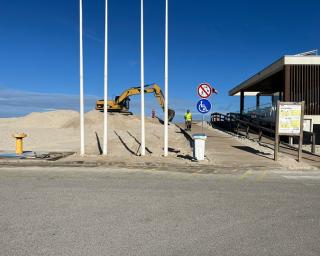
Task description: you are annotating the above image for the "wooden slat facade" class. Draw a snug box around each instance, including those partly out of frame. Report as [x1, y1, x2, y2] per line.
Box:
[284, 65, 320, 115]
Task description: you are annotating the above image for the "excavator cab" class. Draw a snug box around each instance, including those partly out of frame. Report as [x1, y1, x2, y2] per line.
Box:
[122, 98, 130, 111]
[114, 96, 130, 111]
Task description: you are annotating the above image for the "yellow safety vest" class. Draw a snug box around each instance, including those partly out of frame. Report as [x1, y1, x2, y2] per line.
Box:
[184, 112, 192, 121]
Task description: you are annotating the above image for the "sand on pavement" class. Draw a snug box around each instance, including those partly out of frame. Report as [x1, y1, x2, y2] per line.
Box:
[0, 110, 192, 159]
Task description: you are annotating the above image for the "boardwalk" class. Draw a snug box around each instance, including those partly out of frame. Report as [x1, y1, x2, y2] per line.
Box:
[180, 123, 279, 168]
[178, 122, 320, 169]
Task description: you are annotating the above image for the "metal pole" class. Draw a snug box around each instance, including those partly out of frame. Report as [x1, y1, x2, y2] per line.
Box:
[140, 0, 146, 156]
[103, 0, 108, 155]
[202, 115, 204, 133]
[274, 101, 280, 161]
[298, 102, 305, 162]
[164, 0, 169, 156]
[79, 0, 85, 156]
[289, 137, 293, 146]
[312, 133, 316, 154]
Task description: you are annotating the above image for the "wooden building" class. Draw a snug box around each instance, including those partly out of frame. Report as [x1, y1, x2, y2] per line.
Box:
[229, 54, 320, 132]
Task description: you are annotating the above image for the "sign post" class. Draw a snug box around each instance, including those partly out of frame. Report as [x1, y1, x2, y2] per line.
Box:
[196, 83, 215, 132]
[193, 83, 216, 161]
[275, 101, 304, 162]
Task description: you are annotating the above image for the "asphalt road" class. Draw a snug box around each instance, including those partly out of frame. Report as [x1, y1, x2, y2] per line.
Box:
[1, 167, 320, 256]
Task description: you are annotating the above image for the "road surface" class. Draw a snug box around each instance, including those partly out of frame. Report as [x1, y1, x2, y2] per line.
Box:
[1, 167, 320, 256]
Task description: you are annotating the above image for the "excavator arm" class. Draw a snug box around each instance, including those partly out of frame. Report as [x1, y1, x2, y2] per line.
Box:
[95, 84, 175, 121]
[145, 84, 175, 122]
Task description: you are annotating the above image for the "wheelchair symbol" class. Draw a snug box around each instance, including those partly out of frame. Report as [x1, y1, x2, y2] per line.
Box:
[197, 99, 211, 114]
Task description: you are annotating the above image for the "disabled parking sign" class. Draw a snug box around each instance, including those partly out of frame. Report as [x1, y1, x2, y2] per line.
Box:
[196, 99, 211, 114]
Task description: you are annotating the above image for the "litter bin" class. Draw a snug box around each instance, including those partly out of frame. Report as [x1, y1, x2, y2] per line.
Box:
[192, 133, 207, 160]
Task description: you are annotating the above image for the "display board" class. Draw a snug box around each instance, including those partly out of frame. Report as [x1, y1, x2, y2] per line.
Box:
[277, 103, 303, 135]
[274, 101, 304, 162]
[303, 119, 312, 132]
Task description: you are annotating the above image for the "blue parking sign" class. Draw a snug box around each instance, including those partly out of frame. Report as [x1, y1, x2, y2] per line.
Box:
[196, 99, 211, 114]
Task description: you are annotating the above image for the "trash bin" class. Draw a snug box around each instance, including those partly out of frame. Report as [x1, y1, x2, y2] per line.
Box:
[192, 133, 207, 160]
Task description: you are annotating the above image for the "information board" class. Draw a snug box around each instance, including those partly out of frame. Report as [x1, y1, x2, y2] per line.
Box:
[303, 119, 312, 132]
[274, 101, 304, 162]
[278, 103, 302, 135]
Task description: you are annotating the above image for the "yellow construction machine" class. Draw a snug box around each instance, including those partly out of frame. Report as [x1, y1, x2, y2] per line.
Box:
[95, 83, 175, 121]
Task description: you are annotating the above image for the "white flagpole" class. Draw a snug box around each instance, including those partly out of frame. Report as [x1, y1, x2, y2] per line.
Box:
[140, 0, 146, 156]
[164, 0, 169, 156]
[103, 0, 108, 155]
[79, 0, 85, 156]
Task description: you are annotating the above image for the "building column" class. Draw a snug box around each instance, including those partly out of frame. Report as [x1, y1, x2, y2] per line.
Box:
[284, 65, 290, 102]
[240, 91, 244, 117]
[256, 93, 261, 123]
[256, 93, 260, 109]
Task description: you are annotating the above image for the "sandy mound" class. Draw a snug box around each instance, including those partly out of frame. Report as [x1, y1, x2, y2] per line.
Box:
[3, 110, 79, 129]
[0, 110, 191, 158]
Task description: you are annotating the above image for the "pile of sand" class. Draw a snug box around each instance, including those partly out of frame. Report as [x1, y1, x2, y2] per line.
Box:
[0, 110, 191, 158]
[6, 110, 79, 128]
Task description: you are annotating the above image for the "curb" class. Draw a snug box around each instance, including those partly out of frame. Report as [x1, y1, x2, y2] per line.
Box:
[0, 159, 291, 174]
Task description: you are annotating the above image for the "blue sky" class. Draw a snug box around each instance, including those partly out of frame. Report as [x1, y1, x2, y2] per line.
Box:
[0, 0, 319, 120]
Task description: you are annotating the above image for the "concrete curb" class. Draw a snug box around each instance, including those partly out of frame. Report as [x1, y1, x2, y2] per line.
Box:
[0, 159, 206, 169]
[0, 158, 294, 174]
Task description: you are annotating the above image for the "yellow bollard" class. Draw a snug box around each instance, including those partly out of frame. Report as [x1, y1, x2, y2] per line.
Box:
[12, 133, 27, 155]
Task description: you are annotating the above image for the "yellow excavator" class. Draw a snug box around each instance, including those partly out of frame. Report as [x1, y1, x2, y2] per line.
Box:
[95, 83, 175, 121]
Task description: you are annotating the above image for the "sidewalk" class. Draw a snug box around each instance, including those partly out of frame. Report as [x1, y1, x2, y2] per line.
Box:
[0, 123, 316, 171]
[180, 123, 282, 169]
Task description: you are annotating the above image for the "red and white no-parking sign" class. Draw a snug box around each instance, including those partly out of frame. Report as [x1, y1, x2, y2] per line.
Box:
[197, 83, 212, 99]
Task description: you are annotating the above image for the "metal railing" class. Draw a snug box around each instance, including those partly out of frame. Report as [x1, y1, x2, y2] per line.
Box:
[240, 104, 276, 125]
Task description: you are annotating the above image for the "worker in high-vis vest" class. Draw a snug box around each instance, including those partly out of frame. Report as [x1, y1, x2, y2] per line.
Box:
[184, 110, 192, 131]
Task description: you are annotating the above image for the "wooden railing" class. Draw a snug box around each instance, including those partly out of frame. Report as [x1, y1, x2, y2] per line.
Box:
[210, 112, 319, 155]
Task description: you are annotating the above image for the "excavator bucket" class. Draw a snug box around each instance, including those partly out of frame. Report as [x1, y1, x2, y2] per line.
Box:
[168, 109, 175, 122]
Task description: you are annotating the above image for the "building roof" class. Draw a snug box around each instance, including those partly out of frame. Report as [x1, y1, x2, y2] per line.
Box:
[229, 56, 320, 96]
